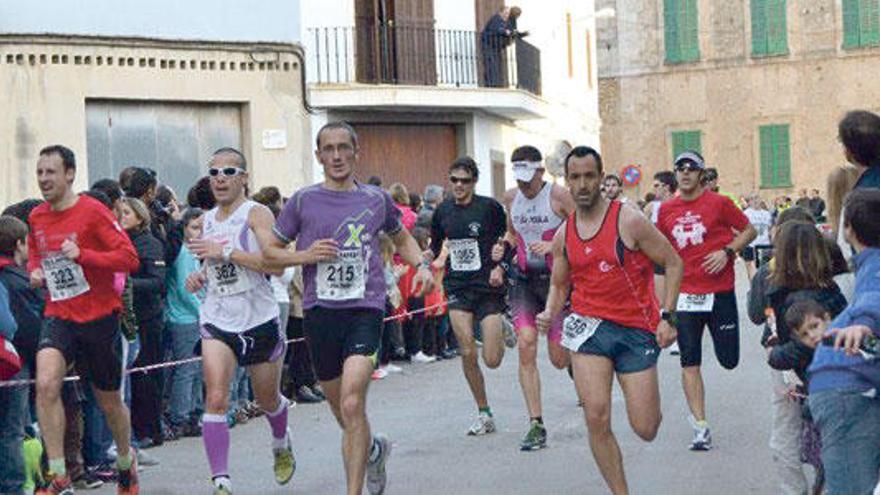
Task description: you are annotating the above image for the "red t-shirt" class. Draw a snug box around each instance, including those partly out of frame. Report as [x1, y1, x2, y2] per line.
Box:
[27, 195, 140, 323]
[656, 190, 750, 294]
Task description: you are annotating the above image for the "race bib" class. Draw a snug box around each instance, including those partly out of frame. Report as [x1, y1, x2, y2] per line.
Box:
[561, 313, 602, 352]
[42, 256, 90, 302]
[317, 249, 366, 301]
[448, 239, 481, 272]
[207, 261, 252, 296]
[677, 293, 715, 313]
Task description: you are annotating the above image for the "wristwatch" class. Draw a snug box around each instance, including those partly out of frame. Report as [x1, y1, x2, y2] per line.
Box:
[221, 244, 234, 263]
[723, 246, 735, 259]
[660, 309, 678, 327]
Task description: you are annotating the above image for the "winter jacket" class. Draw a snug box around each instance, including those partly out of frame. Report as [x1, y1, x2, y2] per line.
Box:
[128, 229, 166, 323]
[809, 247, 880, 393]
[0, 256, 45, 370]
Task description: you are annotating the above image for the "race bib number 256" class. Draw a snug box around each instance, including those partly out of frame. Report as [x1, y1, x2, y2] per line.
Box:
[561, 313, 602, 352]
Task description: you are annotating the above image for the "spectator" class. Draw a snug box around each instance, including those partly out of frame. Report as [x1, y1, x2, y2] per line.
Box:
[186, 176, 216, 210]
[367, 175, 383, 187]
[409, 192, 422, 214]
[602, 174, 624, 201]
[481, 6, 523, 87]
[416, 184, 444, 230]
[808, 188, 880, 494]
[838, 110, 880, 189]
[388, 182, 417, 231]
[164, 207, 204, 439]
[252, 186, 283, 211]
[91, 179, 125, 218]
[795, 189, 811, 209]
[808, 189, 826, 222]
[120, 197, 167, 448]
[284, 262, 325, 403]
[742, 195, 773, 281]
[1, 198, 44, 225]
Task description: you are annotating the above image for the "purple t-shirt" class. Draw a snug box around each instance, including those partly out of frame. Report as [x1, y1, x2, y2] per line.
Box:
[273, 183, 402, 311]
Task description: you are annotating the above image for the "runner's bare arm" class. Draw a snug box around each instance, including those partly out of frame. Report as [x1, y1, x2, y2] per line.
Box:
[623, 207, 682, 312]
[256, 215, 337, 270]
[494, 188, 519, 261]
[391, 228, 435, 296]
[542, 223, 571, 319]
[551, 183, 576, 219]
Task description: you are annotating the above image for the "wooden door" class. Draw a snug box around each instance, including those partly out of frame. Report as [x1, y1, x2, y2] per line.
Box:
[474, 0, 507, 87]
[393, 0, 437, 85]
[352, 123, 457, 195]
[355, 0, 380, 83]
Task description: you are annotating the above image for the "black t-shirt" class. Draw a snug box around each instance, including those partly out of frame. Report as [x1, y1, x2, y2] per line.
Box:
[430, 195, 507, 292]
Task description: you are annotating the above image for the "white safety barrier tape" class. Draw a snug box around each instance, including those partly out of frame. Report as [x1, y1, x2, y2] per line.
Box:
[0, 300, 449, 389]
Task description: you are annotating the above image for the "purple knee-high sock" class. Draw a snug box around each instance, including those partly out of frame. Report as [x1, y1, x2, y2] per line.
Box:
[202, 413, 230, 478]
[265, 396, 290, 443]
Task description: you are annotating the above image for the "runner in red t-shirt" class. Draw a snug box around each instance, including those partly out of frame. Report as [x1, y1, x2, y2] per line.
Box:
[27, 145, 141, 494]
[655, 151, 757, 451]
[537, 146, 683, 495]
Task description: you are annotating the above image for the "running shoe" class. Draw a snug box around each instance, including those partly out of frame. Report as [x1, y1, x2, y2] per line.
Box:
[136, 449, 160, 467]
[273, 428, 296, 485]
[73, 470, 104, 489]
[411, 351, 437, 364]
[213, 476, 233, 495]
[295, 384, 324, 403]
[89, 462, 118, 482]
[35, 475, 74, 495]
[467, 412, 496, 436]
[366, 433, 391, 495]
[117, 449, 139, 495]
[688, 416, 712, 451]
[384, 363, 403, 374]
[519, 421, 548, 451]
[371, 368, 389, 380]
[502, 317, 517, 349]
[669, 341, 680, 356]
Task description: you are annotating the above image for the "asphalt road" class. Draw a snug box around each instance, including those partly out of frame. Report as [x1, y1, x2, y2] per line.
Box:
[95, 265, 791, 494]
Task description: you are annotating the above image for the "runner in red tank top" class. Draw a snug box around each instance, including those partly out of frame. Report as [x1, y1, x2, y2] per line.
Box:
[536, 146, 683, 495]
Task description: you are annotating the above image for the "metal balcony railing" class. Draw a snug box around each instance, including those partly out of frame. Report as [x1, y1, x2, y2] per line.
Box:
[305, 24, 541, 96]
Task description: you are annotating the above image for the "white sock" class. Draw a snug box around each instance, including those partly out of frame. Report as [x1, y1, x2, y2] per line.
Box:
[272, 428, 290, 450]
[368, 437, 381, 463]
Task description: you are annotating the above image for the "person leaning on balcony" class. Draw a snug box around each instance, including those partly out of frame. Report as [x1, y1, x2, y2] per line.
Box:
[481, 6, 526, 87]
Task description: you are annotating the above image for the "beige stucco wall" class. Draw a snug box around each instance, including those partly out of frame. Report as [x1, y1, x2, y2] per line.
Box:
[0, 35, 312, 207]
[596, 0, 880, 200]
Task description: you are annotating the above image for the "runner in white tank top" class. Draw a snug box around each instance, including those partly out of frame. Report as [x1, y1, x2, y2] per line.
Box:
[185, 148, 295, 494]
[496, 146, 575, 452]
[201, 200, 278, 332]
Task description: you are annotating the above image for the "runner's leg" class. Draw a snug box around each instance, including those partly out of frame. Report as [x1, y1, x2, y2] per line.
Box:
[35, 348, 67, 466]
[479, 313, 504, 369]
[616, 367, 662, 442]
[201, 339, 237, 481]
[91, 386, 132, 465]
[682, 366, 706, 421]
[517, 326, 542, 419]
[338, 355, 374, 495]
[247, 357, 287, 439]
[572, 353, 627, 495]
[449, 309, 488, 409]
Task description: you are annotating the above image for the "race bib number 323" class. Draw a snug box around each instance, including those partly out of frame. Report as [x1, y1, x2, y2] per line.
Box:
[42, 256, 90, 302]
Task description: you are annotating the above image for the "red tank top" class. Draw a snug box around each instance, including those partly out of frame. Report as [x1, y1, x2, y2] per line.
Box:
[565, 201, 659, 332]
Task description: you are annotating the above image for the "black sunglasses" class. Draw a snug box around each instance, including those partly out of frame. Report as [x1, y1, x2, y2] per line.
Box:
[449, 176, 473, 185]
[675, 162, 701, 173]
[208, 167, 244, 177]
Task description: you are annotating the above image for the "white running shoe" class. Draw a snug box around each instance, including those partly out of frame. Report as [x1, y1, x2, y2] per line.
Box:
[467, 412, 496, 436]
[366, 434, 391, 495]
[412, 351, 437, 364]
[502, 317, 517, 349]
[669, 341, 680, 356]
[688, 415, 712, 451]
[371, 368, 389, 380]
[384, 363, 403, 373]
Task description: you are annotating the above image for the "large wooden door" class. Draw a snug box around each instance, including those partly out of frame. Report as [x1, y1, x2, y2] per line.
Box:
[352, 123, 457, 195]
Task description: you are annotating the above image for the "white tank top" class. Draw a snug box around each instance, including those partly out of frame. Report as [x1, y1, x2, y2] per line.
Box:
[200, 200, 279, 333]
[510, 182, 564, 272]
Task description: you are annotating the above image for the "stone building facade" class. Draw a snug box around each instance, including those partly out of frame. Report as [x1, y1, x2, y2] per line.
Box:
[596, 0, 880, 200]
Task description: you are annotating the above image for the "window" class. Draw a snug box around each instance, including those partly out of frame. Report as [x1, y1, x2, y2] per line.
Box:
[672, 130, 702, 161]
[759, 124, 792, 188]
[751, 0, 788, 56]
[664, 0, 700, 63]
[843, 0, 880, 48]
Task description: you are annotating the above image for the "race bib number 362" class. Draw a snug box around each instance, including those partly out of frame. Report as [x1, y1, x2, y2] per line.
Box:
[448, 239, 481, 272]
[42, 256, 90, 302]
[208, 262, 252, 296]
[561, 313, 602, 352]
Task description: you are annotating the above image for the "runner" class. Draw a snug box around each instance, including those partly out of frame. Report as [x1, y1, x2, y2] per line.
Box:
[27, 145, 141, 495]
[430, 156, 508, 436]
[655, 151, 756, 451]
[741, 195, 772, 281]
[602, 174, 626, 203]
[643, 170, 679, 354]
[536, 145, 681, 495]
[263, 121, 433, 495]
[495, 145, 575, 451]
[184, 148, 294, 495]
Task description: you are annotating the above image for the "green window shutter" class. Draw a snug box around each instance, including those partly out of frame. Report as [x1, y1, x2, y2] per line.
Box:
[760, 125, 791, 188]
[682, 0, 700, 61]
[672, 130, 702, 161]
[767, 0, 788, 54]
[861, 0, 880, 46]
[751, 0, 769, 55]
[843, 0, 862, 48]
[665, 0, 682, 62]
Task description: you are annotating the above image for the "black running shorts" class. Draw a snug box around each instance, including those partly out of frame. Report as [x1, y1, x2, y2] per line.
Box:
[38, 314, 123, 391]
[201, 318, 285, 367]
[303, 307, 383, 381]
[675, 291, 740, 369]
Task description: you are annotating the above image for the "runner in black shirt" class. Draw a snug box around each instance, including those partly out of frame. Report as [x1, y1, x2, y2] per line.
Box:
[430, 157, 508, 436]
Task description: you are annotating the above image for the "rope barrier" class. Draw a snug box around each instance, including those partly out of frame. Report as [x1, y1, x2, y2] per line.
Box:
[0, 301, 449, 389]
